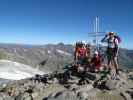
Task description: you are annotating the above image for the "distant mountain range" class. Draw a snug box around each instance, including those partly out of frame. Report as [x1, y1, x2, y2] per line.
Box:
[0, 43, 133, 100]
[0, 43, 132, 72]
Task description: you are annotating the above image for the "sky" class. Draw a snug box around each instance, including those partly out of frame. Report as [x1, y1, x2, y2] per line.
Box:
[0, 0, 132, 49]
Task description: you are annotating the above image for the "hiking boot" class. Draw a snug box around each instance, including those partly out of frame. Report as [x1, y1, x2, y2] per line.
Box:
[115, 75, 120, 80]
[111, 73, 119, 80]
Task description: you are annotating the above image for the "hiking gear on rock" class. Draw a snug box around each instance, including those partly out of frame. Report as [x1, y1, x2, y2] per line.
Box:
[99, 68, 110, 80]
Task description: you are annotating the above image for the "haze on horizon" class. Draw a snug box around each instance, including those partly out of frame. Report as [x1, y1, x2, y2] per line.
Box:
[0, 0, 132, 49]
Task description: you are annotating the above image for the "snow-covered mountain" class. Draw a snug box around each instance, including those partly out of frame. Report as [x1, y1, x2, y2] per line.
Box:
[0, 43, 132, 100]
[0, 43, 74, 72]
[0, 43, 132, 73]
[56, 49, 72, 56]
[0, 60, 45, 80]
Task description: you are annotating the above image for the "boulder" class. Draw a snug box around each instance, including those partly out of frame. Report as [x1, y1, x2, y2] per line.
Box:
[77, 91, 88, 100]
[105, 79, 118, 90]
[120, 92, 132, 100]
[15, 92, 33, 100]
[47, 91, 77, 100]
[119, 71, 128, 80]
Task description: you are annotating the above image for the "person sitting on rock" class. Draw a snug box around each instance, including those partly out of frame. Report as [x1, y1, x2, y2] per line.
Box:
[90, 51, 102, 72]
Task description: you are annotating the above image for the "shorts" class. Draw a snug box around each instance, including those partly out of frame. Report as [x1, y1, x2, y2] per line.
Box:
[107, 48, 118, 60]
[77, 57, 86, 65]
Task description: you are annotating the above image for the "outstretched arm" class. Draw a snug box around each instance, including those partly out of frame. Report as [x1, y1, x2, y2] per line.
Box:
[101, 35, 108, 43]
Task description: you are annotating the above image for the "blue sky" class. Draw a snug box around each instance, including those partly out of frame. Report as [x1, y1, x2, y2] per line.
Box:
[0, 0, 132, 49]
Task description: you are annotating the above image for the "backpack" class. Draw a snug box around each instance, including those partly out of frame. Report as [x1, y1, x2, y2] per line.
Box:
[115, 35, 121, 44]
[107, 35, 121, 48]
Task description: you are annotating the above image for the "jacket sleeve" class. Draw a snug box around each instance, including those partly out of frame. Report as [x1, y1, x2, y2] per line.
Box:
[101, 36, 108, 43]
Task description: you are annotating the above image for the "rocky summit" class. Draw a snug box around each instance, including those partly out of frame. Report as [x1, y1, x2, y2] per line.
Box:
[0, 43, 133, 100]
[0, 69, 132, 100]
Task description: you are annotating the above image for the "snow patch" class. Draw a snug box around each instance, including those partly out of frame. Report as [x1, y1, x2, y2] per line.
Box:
[56, 49, 72, 56]
[0, 60, 46, 80]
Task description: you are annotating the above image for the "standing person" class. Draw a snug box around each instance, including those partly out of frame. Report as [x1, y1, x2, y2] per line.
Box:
[101, 32, 120, 78]
[84, 43, 91, 71]
[86, 43, 91, 58]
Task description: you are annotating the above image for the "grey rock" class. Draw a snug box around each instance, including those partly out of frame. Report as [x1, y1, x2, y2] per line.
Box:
[105, 79, 118, 90]
[77, 91, 88, 100]
[119, 71, 128, 80]
[48, 91, 77, 100]
[120, 92, 132, 100]
[15, 93, 33, 100]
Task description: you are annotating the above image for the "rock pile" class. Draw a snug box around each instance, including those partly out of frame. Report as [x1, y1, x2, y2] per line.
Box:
[0, 69, 133, 100]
